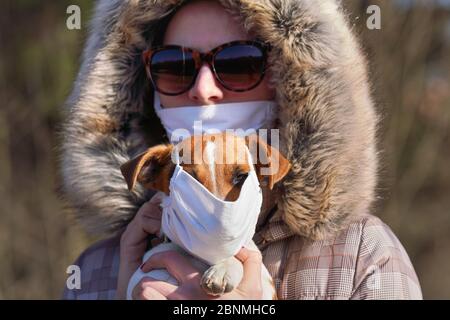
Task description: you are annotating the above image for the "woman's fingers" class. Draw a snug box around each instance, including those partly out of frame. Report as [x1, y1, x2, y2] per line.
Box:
[141, 250, 201, 284]
[138, 202, 162, 235]
[234, 247, 263, 298]
[134, 277, 180, 300]
[148, 192, 164, 206]
[137, 287, 167, 300]
[134, 278, 170, 300]
[122, 201, 162, 245]
[118, 200, 163, 289]
[117, 196, 164, 300]
[134, 248, 266, 300]
[138, 193, 164, 236]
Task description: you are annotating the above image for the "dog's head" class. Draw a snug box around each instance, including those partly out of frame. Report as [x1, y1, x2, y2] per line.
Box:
[120, 134, 291, 201]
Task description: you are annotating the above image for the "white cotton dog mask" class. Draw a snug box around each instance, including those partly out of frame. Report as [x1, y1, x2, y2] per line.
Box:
[153, 92, 278, 140]
[126, 146, 264, 300]
[160, 145, 263, 265]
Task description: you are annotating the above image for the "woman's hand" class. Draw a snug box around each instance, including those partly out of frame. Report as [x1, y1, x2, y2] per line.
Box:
[115, 194, 163, 299]
[132, 247, 263, 300]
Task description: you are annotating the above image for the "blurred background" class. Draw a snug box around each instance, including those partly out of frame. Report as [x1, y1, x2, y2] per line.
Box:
[0, 0, 449, 299]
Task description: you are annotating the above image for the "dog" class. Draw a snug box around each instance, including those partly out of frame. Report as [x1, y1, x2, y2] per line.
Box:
[120, 133, 291, 299]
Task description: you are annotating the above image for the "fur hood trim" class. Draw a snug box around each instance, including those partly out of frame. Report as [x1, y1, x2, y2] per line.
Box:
[60, 0, 378, 240]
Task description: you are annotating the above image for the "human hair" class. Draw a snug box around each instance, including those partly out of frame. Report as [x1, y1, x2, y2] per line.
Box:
[151, 1, 193, 48]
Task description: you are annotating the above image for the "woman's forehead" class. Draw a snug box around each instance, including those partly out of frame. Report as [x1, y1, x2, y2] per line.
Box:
[163, 0, 250, 51]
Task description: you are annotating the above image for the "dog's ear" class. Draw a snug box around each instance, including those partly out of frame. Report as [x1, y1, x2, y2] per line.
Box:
[245, 134, 291, 190]
[120, 144, 174, 193]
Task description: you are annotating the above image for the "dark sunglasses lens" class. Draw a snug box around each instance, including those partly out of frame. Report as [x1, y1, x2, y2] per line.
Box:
[214, 45, 266, 91]
[150, 49, 195, 94]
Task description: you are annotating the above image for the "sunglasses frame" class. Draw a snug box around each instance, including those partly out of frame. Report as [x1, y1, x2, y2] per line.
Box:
[142, 40, 271, 96]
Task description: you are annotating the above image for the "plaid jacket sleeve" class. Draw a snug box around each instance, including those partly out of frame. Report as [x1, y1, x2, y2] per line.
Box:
[62, 236, 121, 300]
[260, 214, 423, 300]
[350, 218, 423, 299]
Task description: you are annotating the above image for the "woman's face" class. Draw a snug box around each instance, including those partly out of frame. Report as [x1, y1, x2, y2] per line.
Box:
[159, 0, 275, 108]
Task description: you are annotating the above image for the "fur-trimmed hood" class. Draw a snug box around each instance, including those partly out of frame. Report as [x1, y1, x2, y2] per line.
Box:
[60, 0, 378, 241]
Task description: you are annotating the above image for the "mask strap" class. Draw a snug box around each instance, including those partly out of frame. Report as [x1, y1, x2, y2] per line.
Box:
[172, 144, 180, 166]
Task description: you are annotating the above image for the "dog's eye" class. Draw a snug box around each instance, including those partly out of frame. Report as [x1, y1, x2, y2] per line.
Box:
[232, 172, 249, 185]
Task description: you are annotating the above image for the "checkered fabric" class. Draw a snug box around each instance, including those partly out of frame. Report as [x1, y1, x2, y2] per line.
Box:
[62, 214, 422, 300]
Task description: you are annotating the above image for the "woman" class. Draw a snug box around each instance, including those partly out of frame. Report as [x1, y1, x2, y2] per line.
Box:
[61, 0, 422, 300]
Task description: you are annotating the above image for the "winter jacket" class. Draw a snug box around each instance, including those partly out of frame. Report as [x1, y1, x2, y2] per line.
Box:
[61, 0, 422, 300]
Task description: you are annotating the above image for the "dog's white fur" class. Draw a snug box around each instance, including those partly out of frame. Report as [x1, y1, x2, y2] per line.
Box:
[205, 141, 218, 195]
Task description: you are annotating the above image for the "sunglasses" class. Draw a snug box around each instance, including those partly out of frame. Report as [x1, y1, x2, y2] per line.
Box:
[142, 40, 270, 96]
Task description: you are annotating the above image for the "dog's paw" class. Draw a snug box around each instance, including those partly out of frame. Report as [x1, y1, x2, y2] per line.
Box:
[200, 264, 235, 296]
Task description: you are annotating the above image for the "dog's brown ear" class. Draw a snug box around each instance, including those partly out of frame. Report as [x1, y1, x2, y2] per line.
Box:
[120, 144, 174, 193]
[120, 151, 152, 191]
[245, 134, 291, 190]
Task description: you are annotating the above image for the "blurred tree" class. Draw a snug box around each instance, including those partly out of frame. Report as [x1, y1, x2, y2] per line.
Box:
[344, 0, 450, 299]
[0, 0, 94, 299]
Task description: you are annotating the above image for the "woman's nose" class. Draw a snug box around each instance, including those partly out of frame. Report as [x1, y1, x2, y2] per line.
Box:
[188, 64, 224, 104]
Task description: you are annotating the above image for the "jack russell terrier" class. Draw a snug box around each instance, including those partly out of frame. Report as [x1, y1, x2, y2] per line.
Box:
[120, 133, 290, 299]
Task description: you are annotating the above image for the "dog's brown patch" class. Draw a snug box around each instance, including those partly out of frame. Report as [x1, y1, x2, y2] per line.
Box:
[121, 133, 291, 202]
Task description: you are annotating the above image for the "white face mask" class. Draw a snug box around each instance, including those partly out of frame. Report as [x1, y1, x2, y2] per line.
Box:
[154, 92, 277, 141]
[160, 146, 263, 265]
